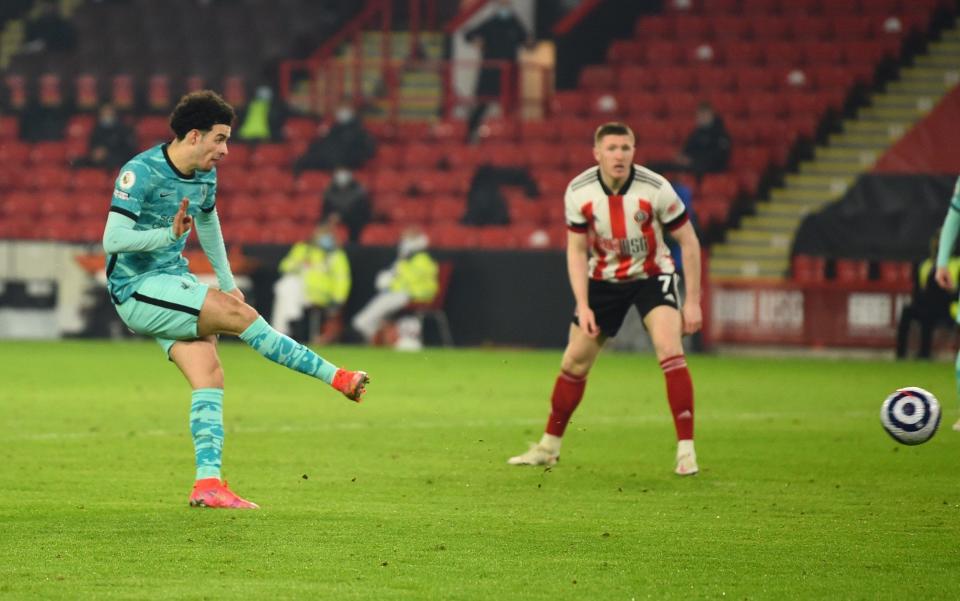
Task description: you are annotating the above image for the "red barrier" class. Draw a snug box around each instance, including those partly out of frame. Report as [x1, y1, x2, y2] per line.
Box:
[708, 279, 912, 348]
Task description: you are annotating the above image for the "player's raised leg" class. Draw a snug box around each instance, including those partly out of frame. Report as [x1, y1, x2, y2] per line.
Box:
[508, 324, 604, 466]
[645, 305, 697, 475]
[197, 289, 369, 401]
[170, 337, 259, 509]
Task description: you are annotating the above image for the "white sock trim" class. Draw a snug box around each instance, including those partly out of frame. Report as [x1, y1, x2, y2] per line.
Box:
[540, 433, 562, 454]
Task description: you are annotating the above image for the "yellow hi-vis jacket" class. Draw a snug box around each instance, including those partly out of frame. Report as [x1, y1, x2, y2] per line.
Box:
[391, 251, 438, 303]
[279, 243, 351, 307]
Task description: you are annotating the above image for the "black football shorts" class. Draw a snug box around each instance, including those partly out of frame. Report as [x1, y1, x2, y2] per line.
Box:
[572, 273, 681, 337]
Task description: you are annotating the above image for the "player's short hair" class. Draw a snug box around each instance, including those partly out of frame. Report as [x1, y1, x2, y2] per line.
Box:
[169, 90, 235, 140]
[594, 122, 635, 145]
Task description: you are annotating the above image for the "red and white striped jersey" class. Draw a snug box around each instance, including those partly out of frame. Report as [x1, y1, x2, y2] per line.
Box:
[564, 164, 688, 282]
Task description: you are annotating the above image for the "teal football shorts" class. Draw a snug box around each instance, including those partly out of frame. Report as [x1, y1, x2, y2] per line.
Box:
[115, 272, 210, 357]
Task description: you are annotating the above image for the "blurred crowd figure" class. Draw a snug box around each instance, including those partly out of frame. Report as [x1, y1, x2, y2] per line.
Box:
[352, 228, 438, 350]
[294, 101, 376, 172]
[75, 103, 137, 169]
[650, 102, 731, 180]
[272, 221, 352, 344]
[896, 233, 960, 360]
[236, 85, 287, 143]
[464, 0, 531, 143]
[21, 0, 77, 54]
[321, 167, 371, 243]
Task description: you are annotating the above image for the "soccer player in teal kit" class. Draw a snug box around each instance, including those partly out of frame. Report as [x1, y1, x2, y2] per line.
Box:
[935, 175, 960, 433]
[103, 91, 369, 509]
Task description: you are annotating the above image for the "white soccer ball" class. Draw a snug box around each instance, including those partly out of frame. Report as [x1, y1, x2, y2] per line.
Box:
[880, 387, 941, 445]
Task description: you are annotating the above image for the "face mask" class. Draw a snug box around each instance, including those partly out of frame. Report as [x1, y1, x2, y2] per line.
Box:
[498, 8, 511, 18]
[316, 234, 335, 250]
[255, 86, 273, 101]
[335, 108, 354, 123]
[334, 170, 352, 186]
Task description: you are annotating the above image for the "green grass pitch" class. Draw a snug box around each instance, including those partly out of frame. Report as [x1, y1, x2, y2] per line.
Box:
[1, 341, 958, 600]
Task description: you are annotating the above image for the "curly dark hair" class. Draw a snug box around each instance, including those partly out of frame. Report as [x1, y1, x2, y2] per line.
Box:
[169, 90, 235, 140]
[594, 122, 634, 145]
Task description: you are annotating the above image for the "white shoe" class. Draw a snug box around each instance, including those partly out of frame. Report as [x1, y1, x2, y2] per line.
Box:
[675, 444, 699, 476]
[507, 443, 559, 467]
[952, 418, 960, 432]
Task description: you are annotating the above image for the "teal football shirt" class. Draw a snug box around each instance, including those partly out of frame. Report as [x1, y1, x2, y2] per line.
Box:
[107, 144, 218, 303]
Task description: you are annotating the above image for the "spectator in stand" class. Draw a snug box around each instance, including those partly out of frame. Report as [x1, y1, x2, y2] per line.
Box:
[351, 227, 438, 346]
[320, 167, 371, 243]
[18, 80, 69, 142]
[75, 103, 138, 169]
[22, 0, 77, 53]
[464, 0, 531, 143]
[651, 102, 731, 181]
[236, 85, 287, 143]
[271, 220, 352, 344]
[897, 232, 960, 360]
[676, 102, 731, 178]
[293, 101, 376, 172]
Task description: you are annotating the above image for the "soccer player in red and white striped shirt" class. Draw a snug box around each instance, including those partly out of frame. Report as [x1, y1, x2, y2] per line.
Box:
[508, 122, 703, 475]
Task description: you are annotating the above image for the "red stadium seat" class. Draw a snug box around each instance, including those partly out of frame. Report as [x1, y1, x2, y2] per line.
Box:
[0, 142, 30, 167]
[579, 65, 616, 89]
[878, 260, 913, 285]
[110, 75, 136, 111]
[74, 192, 108, 219]
[252, 167, 293, 193]
[147, 75, 172, 113]
[635, 16, 675, 38]
[29, 167, 72, 191]
[645, 42, 684, 66]
[834, 258, 869, 283]
[763, 41, 803, 67]
[0, 116, 18, 139]
[429, 197, 465, 224]
[699, 174, 741, 199]
[222, 75, 247, 109]
[74, 74, 100, 112]
[792, 254, 826, 283]
[250, 144, 291, 168]
[520, 120, 560, 142]
[506, 195, 545, 224]
[359, 223, 402, 246]
[710, 17, 752, 40]
[283, 116, 317, 142]
[136, 116, 172, 148]
[606, 40, 642, 64]
[735, 68, 777, 92]
[71, 168, 111, 191]
[551, 90, 589, 116]
[403, 143, 443, 169]
[721, 41, 762, 66]
[476, 226, 519, 249]
[788, 16, 832, 40]
[427, 224, 479, 249]
[749, 15, 791, 39]
[386, 199, 431, 225]
[30, 142, 70, 166]
[695, 69, 735, 92]
[293, 171, 330, 195]
[654, 68, 696, 92]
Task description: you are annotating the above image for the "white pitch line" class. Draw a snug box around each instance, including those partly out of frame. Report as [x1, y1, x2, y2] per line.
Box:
[0, 411, 875, 443]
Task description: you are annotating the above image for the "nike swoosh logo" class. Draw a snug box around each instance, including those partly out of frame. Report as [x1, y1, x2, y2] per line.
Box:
[160, 192, 174, 198]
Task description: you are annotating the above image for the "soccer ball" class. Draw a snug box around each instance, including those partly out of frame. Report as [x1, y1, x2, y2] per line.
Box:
[880, 387, 941, 445]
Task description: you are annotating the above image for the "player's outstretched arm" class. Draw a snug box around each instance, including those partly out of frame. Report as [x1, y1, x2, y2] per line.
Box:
[566, 231, 598, 337]
[102, 204, 187, 254]
[195, 206, 237, 293]
[671, 221, 703, 335]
